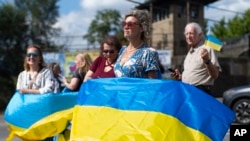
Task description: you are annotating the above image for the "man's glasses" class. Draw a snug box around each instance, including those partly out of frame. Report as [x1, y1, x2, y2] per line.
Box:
[103, 50, 115, 54]
[122, 21, 140, 28]
[26, 52, 38, 57]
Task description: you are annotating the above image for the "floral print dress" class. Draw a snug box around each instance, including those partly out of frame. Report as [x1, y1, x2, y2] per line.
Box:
[114, 45, 159, 78]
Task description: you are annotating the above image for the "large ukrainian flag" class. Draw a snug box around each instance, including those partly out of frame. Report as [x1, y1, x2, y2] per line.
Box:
[4, 90, 77, 141]
[71, 78, 235, 141]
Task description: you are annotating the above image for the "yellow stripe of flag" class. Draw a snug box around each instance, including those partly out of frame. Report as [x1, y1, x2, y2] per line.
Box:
[71, 106, 211, 141]
[205, 35, 223, 51]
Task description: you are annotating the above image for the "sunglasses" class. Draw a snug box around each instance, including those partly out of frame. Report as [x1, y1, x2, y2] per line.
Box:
[26, 52, 38, 57]
[122, 21, 140, 28]
[103, 50, 115, 54]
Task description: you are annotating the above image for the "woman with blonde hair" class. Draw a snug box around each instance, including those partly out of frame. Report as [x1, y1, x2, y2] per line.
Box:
[114, 9, 159, 78]
[16, 44, 56, 94]
[63, 53, 92, 91]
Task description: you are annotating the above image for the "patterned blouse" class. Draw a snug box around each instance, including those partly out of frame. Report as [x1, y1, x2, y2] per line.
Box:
[16, 68, 56, 94]
[114, 45, 159, 78]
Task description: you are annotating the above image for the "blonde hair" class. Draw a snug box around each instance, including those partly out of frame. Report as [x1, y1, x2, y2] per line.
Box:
[124, 9, 151, 44]
[24, 44, 46, 71]
[76, 53, 92, 79]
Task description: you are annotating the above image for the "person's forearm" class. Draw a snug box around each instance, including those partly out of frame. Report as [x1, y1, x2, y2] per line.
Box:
[84, 70, 94, 82]
[205, 61, 219, 79]
[19, 88, 40, 94]
[63, 78, 79, 90]
[147, 71, 157, 79]
[83, 76, 92, 82]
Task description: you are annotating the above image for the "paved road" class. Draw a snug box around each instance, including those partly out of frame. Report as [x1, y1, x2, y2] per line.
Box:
[0, 98, 230, 141]
[0, 112, 21, 141]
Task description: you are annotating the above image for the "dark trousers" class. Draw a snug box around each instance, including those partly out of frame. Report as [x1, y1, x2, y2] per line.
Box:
[196, 85, 212, 94]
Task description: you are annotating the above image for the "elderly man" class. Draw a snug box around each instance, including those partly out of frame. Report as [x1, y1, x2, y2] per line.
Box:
[171, 22, 221, 95]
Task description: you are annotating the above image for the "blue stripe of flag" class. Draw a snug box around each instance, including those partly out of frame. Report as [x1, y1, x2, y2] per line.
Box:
[4, 91, 78, 128]
[78, 78, 235, 141]
[206, 35, 222, 46]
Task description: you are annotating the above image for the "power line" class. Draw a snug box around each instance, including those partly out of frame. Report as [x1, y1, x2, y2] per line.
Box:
[205, 5, 245, 15]
[126, 0, 141, 5]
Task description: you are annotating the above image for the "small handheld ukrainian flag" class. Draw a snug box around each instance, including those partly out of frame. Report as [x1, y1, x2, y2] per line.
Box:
[204, 34, 223, 51]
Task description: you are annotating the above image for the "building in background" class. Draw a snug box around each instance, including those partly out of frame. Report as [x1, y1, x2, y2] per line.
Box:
[136, 0, 218, 68]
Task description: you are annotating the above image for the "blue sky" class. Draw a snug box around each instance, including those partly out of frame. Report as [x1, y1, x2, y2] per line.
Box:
[1, 0, 250, 49]
[58, 0, 81, 15]
[55, 0, 250, 49]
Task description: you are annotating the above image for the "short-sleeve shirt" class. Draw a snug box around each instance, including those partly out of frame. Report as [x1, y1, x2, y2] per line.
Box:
[182, 43, 221, 86]
[114, 44, 159, 78]
[90, 56, 115, 78]
[72, 69, 86, 91]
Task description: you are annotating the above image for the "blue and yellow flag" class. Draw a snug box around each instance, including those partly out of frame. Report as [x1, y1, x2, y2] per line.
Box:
[205, 35, 223, 51]
[71, 78, 235, 141]
[4, 90, 77, 141]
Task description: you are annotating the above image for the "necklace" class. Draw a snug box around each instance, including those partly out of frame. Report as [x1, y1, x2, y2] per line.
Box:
[126, 42, 143, 52]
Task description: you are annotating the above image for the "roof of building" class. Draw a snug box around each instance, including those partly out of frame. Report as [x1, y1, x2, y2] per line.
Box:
[136, 0, 218, 9]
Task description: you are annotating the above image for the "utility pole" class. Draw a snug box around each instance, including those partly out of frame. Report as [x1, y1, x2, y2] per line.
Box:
[149, 1, 153, 47]
[186, 0, 190, 23]
[248, 34, 250, 56]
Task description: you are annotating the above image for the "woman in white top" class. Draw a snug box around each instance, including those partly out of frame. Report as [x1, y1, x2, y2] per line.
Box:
[16, 44, 56, 94]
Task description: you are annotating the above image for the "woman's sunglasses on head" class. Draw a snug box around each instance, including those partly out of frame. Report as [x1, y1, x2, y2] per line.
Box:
[103, 50, 115, 54]
[122, 21, 140, 28]
[26, 52, 38, 57]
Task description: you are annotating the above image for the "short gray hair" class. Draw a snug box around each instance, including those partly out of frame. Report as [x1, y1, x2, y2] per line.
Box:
[124, 9, 151, 43]
[184, 22, 205, 41]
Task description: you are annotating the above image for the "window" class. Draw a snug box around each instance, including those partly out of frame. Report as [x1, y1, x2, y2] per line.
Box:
[177, 5, 185, 18]
[190, 4, 199, 19]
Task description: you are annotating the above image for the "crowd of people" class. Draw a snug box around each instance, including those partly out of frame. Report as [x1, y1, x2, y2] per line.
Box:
[14, 9, 222, 141]
[16, 9, 221, 96]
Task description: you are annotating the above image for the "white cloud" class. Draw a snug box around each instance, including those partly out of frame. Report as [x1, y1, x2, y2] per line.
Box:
[54, 0, 250, 49]
[53, 11, 90, 48]
[205, 0, 250, 25]
[81, 0, 139, 13]
[54, 0, 138, 49]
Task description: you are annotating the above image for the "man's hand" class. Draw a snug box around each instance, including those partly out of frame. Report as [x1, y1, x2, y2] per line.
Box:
[200, 48, 209, 63]
[170, 69, 182, 80]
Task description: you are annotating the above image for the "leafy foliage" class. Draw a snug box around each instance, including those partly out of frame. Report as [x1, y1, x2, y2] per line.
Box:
[211, 9, 250, 39]
[14, 0, 61, 49]
[0, 3, 28, 75]
[84, 9, 127, 47]
[0, 0, 61, 111]
[0, 3, 28, 110]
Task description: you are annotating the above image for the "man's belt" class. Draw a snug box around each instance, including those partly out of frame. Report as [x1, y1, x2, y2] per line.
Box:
[196, 85, 212, 94]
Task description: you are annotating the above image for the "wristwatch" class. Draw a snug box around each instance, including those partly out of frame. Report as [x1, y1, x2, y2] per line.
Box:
[205, 59, 210, 65]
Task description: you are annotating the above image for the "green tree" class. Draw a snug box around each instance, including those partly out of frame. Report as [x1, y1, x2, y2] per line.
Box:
[84, 9, 127, 48]
[211, 9, 250, 39]
[0, 3, 28, 110]
[0, 3, 28, 75]
[14, 0, 61, 50]
[0, 0, 61, 110]
[211, 17, 228, 39]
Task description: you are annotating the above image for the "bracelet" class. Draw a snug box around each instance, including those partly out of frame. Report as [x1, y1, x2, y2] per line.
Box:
[205, 59, 210, 65]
